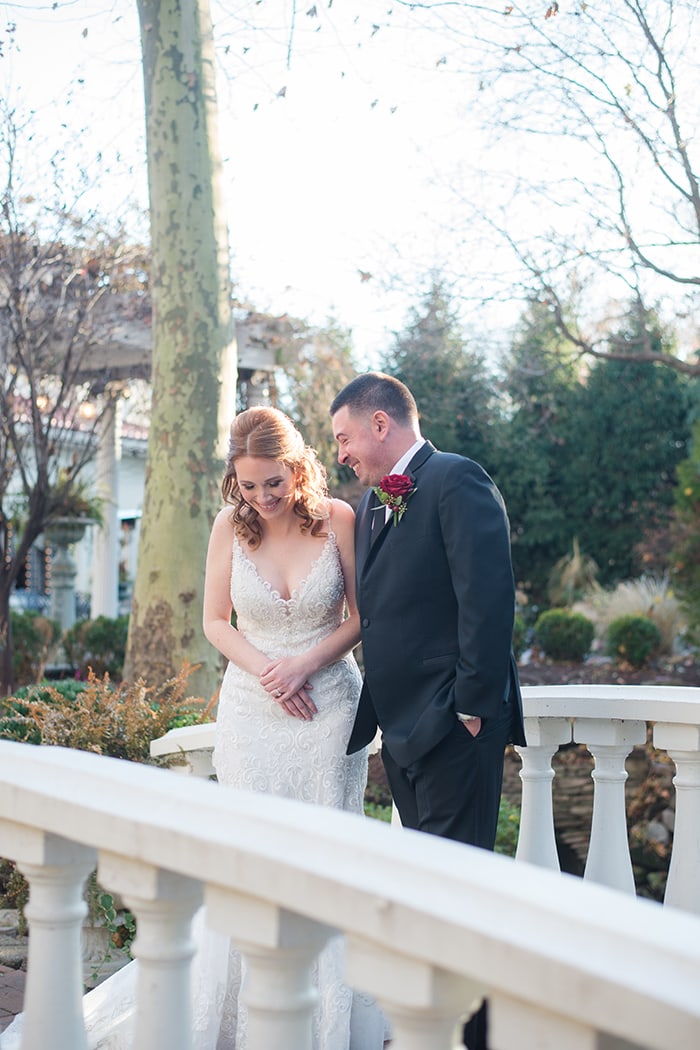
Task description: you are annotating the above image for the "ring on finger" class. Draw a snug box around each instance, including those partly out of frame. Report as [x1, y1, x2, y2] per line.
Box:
[275, 689, 283, 698]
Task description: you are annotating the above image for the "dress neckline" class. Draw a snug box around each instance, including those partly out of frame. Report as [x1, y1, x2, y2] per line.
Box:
[234, 531, 335, 605]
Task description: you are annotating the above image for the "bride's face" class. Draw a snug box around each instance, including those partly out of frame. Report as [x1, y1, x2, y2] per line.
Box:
[235, 456, 296, 519]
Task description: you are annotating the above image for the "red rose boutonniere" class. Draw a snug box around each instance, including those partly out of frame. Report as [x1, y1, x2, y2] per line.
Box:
[373, 473, 417, 526]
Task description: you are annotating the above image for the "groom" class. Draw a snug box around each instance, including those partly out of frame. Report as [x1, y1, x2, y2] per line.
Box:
[331, 372, 525, 1049]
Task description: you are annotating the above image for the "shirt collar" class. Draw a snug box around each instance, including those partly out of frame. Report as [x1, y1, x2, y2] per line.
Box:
[390, 438, 424, 477]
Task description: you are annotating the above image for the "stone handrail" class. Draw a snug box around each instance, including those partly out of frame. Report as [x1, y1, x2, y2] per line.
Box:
[1, 738, 700, 1050]
[151, 684, 700, 915]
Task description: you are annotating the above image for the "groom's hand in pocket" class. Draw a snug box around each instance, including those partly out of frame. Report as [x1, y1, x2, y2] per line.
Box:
[459, 716, 481, 738]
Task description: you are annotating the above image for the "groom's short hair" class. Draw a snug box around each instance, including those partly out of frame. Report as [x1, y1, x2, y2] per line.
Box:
[331, 372, 418, 427]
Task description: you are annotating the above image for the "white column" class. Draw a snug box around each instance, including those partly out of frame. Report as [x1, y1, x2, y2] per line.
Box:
[206, 887, 335, 1050]
[515, 717, 572, 870]
[6, 827, 97, 1050]
[653, 722, 700, 915]
[346, 936, 482, 1050]
[99, 853, 202, 1050]
[91, 394, 121, 618]
[573, 718, 647, 894]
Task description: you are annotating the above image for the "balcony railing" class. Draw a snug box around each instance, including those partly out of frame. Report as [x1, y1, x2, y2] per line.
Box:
[0, 684, 699, 1049]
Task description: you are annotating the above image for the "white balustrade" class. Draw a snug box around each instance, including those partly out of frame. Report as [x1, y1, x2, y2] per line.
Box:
[152, 686, 700, 905]
[652, 722, 700, 914]
[574, 717, 647, 893]
[2, 683, 700, 1049]
[98, 854, 203, 1050]
[514, 716, 571, 870]
[0, 820, 96, 1050]
[206, 890, 335, 1050]
[346, 938, 480, 1050]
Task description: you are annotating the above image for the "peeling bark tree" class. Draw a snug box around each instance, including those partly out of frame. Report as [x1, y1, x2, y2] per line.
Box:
[123, 0, 236, 698]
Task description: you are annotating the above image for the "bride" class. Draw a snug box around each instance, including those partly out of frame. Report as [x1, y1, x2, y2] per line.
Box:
[3, 406, 386, 1049]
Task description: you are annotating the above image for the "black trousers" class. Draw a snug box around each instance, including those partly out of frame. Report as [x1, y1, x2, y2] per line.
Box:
[381, 706, 512, 1050]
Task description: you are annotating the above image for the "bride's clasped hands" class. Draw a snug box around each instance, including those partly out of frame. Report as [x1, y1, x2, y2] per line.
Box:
[258, 655, 317, 720]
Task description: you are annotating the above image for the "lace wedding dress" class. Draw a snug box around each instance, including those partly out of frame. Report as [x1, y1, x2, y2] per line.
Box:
[3, 531, 386, 1050]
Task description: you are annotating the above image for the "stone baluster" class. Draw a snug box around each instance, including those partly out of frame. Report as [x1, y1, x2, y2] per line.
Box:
[346, 936, 482, 1050]
[652, 723, 700, 916]
[98, 853, 202, 1050]
[515, 717, 572, 871]
[0, 822, 97, 1050]
[206, 887, 335, 1050]
[573, 718, 647, 894]
[489, 993, 637, 1050]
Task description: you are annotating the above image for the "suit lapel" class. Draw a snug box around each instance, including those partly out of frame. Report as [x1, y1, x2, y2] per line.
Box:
[357, 442, 436, 579]
[355, 490, 375, 576]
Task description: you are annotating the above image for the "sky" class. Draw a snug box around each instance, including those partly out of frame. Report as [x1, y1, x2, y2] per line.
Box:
[1, 0, 511, 369]
[5, 2, 696, 370]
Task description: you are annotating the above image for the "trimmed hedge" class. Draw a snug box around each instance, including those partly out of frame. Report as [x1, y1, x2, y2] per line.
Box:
[534, 608, 595, 662]
[607, 615, 661, 669]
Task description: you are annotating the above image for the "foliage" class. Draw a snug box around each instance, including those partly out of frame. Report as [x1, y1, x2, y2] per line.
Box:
[63, 615, 129, 680]
[573, 576, 685, 656]
[10, 610, 61, 685]
[0, 858, 29, 936]
[494, 795, 521, 859]
[554, 311, 691, 586]
[671, 418, 700, 642]
[279, 317, 358, 488]
[547, 538, 599, 608]
[383, 277, 498, 468]
[1, 678, 89, 743]
[85, 871, 136, 978]
[45, 477, 105, 528]
[364, 801, 391, 822]
[512, 613, 527, 660]
[607, 615, 662, 669]
[492, 300, 582, 604]
[534, 609, 595, 663]
[0, 665, 214, 763]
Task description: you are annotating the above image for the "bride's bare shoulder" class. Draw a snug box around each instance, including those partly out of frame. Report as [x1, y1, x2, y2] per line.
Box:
[328, 498, 355, 527]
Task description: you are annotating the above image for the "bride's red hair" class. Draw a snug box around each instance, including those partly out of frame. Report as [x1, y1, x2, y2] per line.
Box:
[222, 407, 330, 549]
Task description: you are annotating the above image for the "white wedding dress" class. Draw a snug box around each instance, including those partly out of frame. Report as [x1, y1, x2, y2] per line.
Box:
[3, 531, 387, 1050]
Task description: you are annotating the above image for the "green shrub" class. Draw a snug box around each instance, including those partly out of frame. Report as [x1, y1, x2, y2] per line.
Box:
[63, 614, 129, 679]
[574, 575, 685, 656]
[10, 609, 61, 685]
[495, 795, 521, 858]
[512, 613, 527, 659]
[607, 615, 661, 669]
[0, 665, 213, 763]
[1, 679, 89, 744]
[534, 608, 595, 662]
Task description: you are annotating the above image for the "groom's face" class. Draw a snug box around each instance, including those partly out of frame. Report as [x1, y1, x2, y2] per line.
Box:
[332, 405, 391, 487]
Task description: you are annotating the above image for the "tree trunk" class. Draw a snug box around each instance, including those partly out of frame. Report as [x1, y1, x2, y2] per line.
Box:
[124, 0, 236, 698]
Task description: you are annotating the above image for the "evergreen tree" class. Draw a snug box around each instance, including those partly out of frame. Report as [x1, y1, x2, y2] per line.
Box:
[671, 416, 700, 641]
[382, 279, 497, 469]
[492, 301, 581, 605]
[560, 311, 691, 586]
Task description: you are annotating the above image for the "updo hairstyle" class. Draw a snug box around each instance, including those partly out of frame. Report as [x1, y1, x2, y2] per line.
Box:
[222, 406, 330, 549]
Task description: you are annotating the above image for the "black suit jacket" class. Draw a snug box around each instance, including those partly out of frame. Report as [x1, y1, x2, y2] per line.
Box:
[348, 441, 526, 765]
